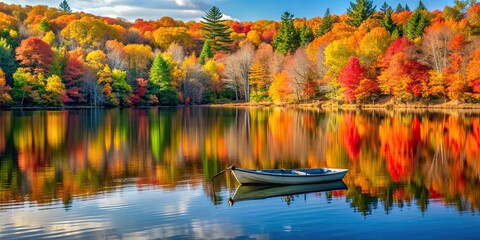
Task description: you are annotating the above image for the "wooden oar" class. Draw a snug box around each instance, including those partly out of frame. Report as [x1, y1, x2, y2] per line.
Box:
[210, 165, 235, 181]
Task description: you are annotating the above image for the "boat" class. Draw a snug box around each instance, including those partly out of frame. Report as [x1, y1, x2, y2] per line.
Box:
[230, 166, 348, 185]
[229, 181, 347, 205]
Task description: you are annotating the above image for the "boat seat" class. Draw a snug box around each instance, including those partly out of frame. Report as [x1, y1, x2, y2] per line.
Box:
[292, 170, 309, 175]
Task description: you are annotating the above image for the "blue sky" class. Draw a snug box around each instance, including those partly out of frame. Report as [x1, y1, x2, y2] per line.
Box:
[2, 0, 457, 22]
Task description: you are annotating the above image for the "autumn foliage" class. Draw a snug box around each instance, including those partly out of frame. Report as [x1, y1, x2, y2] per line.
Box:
[1, 1, 480, 107]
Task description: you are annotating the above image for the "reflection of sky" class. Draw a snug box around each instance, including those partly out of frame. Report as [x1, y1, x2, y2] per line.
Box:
[1, 185, 480, 239]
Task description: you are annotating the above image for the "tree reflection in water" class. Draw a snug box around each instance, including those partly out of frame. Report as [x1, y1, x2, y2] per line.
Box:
[1, 108, 480, 214]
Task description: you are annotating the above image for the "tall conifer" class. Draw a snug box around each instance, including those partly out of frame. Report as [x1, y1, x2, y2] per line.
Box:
[201, 6, 232, 53]
[346, 0, 376, 27]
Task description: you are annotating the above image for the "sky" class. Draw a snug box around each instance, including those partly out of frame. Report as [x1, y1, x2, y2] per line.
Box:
[2, 0, 457, 22]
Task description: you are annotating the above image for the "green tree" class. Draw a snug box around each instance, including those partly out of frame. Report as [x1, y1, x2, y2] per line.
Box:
[346, 0, 376, 27]
[404, 10, 428, 40]
[396, 4, 405, 12]
[39, 19, 51, 32]
[150, 54, 178, 105]
[405, 4, 411, 11]
[199, 40, 213, 65]
[316, 8, 333, 36]
[273, 12, 299, 54]
[112, 69, 132, 106]
[12, 68, 46, 106]
[201, 6, 232, 53]
[382, 10, 397, 34]
[0, 38, 16, 86]
[380, 2, 392, 14]
[59, 0, 72, 12]
[299, 25, 314, 47]
[417, 1, 426, 11]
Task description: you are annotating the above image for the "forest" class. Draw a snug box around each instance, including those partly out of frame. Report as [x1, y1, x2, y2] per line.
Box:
[0, 0, 480, 107]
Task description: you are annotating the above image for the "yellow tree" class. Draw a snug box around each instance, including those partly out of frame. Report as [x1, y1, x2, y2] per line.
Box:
[359, 27, 393, 66]
[86, 50, 107, 73]
[268, 72, 294, 103]
[124, 44, 154, 79]
[44, 75, 65, 106]
[61, 16, 120, 49]
[249, 60, 269, 101]
[97, 65, 118, 105]
[152, 27, 192, 50]
[0, 68, 12, 105]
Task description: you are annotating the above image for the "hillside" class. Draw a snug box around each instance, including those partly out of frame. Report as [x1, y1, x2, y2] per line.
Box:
[0, 0, 480, 107]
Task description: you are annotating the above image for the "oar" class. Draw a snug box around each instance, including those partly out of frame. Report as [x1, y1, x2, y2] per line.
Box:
[210, 165, 235, 181]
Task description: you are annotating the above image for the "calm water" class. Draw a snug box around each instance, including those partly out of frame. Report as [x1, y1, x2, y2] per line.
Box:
[0, 107, 479, 239]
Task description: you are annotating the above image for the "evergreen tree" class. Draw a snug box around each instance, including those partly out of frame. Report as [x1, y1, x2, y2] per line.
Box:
[346, 0, 376, 27]
[380, 2, 392, 14]
[382, 10, 397, 34]
[150, 54, 177, 105]
[58, 0, 72, 12]
[273, 12, 299, 54]
[396, 3, 405, 12]
[199, 40, 213, 65]
[405, 4, 411, 11]
[299, 25, 314, 47]
[316, 8, 333, 36]
[405, 10, 428, 40]
[201, 6, 232, 53]
[417, 1, 426, 11]
[0, 38, 16, 86]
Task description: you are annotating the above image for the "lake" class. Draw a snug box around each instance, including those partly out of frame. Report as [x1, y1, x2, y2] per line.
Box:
[0, 107, 479, 239]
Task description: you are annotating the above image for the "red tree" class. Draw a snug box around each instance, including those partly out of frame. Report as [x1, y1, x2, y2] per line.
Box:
[62, 56, 85, 103]
[338, 56, 365, 103]
[15, 37, 54, 74]
[383, 37, 413, 66]
[404, 60, 430, 98]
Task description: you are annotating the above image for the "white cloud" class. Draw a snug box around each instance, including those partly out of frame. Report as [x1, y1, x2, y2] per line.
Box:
[1, 0, 215, 22]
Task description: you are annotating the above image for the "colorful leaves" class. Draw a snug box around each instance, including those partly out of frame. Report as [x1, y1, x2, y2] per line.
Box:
[15, 37, 53, 75]
[338, 56, 365, 103]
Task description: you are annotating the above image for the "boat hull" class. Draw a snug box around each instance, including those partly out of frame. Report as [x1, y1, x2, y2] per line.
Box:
[231, 181, 348, 203]
[231, 168, 348, 185]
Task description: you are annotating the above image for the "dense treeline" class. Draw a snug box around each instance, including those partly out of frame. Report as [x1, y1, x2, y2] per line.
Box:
[1, 0, 480, 107]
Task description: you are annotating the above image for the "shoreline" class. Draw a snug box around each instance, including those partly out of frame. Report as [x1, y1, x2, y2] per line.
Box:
[3, 100, 480, 111]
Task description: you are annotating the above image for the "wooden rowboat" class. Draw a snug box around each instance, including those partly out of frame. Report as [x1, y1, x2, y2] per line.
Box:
[229, 181, 347, 205]
[230, 166, 348, 185]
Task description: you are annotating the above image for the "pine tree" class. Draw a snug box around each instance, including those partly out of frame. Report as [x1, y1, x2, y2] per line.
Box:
[273, 12, 299, 54]
[382, 10, 397, 34]
[396, 4, 405, 12]
[405, 10, 428, 40]
[316, 8, 333, 36]
[380, 2, 391, 14]
[299, 25, 314, 47]
[405, 4, 411, 11]
[346, 0, 376, 27]
[150, 54, 177, 105]
[201, 6, 232, 53]
[199, 40, 213, 65]
[417, 1, 426, 11]
[59, 0, 72, 12]
[0, 38, 16, 86]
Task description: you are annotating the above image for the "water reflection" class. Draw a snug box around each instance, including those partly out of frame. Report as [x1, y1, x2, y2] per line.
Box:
[1, 108, 480, 215]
